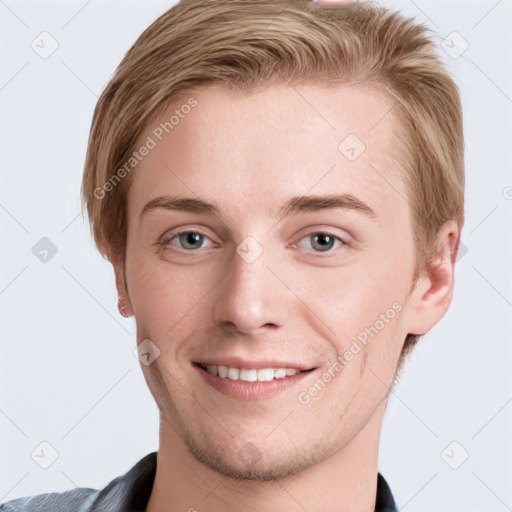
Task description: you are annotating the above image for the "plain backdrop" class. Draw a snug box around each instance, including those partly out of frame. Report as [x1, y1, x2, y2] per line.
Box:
[1, 0, 511, 510]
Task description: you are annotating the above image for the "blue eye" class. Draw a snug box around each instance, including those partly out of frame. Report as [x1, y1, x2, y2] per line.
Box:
[162, 231, 213, 251]
[297, 232, 347, 253]
[159, 229, 348, 254]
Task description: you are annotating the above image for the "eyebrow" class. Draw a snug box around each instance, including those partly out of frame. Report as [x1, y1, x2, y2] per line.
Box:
[141, 193, 377, 220]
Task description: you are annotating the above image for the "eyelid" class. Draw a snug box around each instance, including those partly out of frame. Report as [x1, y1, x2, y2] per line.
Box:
[159, 225, 352, 253]
[159, 227, 216, 250]
[296, 226, 352, 244]
[292, 228, 351, 254]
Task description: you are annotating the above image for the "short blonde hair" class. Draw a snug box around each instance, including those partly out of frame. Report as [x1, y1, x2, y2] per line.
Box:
[81, 0, 464, 361]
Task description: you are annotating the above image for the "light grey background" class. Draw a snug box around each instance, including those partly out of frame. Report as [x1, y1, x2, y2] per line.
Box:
[1, 0, 511, 510]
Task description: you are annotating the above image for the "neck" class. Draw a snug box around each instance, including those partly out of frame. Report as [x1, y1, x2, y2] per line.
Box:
[146, 399, 386, 512]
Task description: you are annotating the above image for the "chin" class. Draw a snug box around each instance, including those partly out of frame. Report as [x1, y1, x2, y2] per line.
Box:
[179, 420, 342, 482]
[183, 432, 321, 481]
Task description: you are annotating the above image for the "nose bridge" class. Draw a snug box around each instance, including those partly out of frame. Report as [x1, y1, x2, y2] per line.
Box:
[212, 234, 286, 332]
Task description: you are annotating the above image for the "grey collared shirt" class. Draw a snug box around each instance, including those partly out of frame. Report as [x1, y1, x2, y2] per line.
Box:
[0, 452, 398, 511]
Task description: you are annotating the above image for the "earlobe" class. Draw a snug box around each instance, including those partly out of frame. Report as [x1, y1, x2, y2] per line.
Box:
[108, 251, 134, 318]
[405, 220, 460, 336]
[117, 295, 133, 318]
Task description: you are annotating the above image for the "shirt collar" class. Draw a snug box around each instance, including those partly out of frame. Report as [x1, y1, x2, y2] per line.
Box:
[375, 472, 398, 512]
[83, 452, 156, 511]
[86, 452, 397, 512]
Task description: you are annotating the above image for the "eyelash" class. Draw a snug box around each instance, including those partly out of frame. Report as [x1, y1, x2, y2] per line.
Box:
[159, 229, 349, 255]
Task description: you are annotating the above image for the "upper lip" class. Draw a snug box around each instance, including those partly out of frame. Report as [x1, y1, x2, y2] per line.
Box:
[194, 358, 315, 371]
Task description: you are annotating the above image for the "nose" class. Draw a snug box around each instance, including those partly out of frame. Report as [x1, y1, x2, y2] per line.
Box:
[211, 240, 289, 334]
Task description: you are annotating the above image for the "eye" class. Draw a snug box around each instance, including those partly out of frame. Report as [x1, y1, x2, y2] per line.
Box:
[160, 230, 214, 251]
[295, 231, 348, 253]
[158, 228, 348, 254]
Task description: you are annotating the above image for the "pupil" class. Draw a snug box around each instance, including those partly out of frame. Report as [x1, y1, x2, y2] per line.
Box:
[313, 233, 334, 251]
[181, 232, 202, 249]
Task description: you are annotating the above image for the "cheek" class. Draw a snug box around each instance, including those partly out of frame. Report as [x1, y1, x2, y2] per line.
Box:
[307, 262, 408, 382]
[309, 262, 404, 334]
[126, 253, 216, 337]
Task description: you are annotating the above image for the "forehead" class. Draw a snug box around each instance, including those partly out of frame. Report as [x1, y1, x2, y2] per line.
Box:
[128, 83, 408, 223]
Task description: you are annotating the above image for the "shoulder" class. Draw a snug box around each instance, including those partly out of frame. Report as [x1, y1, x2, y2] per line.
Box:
[0, 487, 98, 512]
[0, 452, 157, 512]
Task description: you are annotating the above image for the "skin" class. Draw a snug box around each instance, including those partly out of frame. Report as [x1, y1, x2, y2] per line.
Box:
[110, 83, 459, 512]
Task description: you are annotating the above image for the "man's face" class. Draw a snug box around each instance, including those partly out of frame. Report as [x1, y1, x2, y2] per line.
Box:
[121, 83, 418, 479]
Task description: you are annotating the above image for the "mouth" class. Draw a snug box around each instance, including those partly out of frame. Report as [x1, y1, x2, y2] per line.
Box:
[194, 362, 314, 381]
[193, 362, 316, 401]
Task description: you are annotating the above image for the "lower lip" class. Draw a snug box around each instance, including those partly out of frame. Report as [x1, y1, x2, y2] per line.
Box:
[194, 364, 315, 402]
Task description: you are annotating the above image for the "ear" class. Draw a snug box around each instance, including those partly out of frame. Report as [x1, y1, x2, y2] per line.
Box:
[404, 220, 461, 336]
[107, 250, 134, 318]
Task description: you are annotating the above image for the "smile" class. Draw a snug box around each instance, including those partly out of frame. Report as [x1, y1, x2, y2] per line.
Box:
[193, 363, 316, 401]
[198, 364, 300, 381]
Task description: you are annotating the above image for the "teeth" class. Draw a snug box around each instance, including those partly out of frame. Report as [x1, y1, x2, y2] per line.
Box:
[240, 369, 257, 381]
[274, 368, 287, 379]
[257, 368, 274, 382]
[227, 367, 239, 379]
[202, 365, 300, 381]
